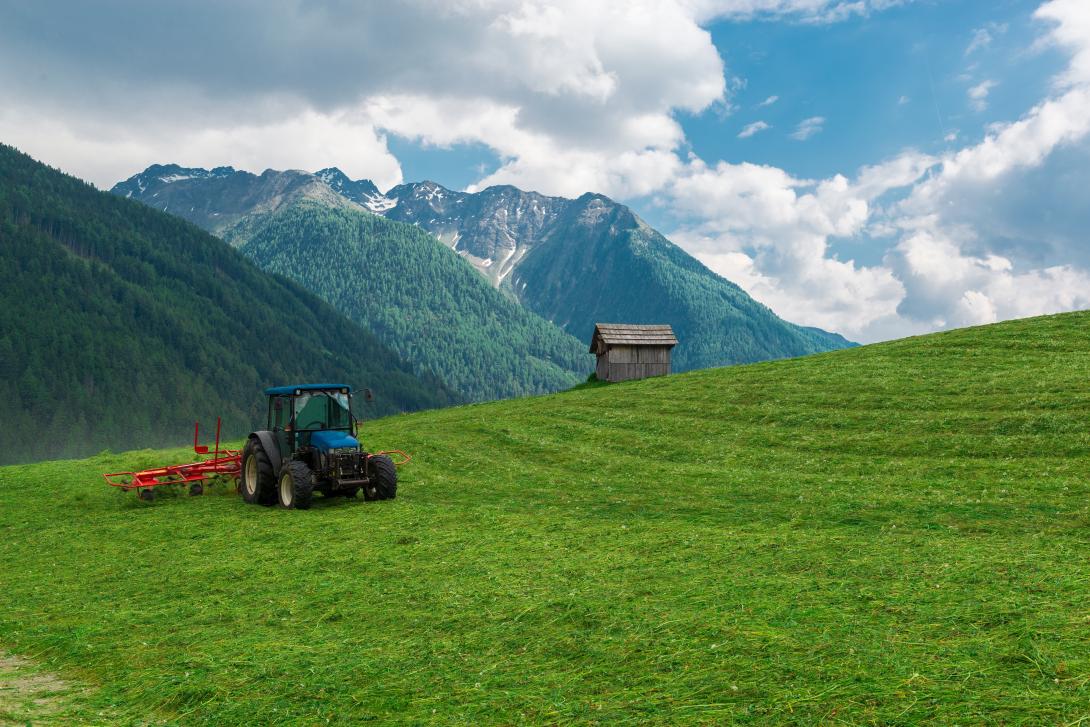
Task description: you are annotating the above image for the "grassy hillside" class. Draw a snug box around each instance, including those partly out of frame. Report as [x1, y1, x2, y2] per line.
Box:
[0, 144, 457, 464]
[2, 311, 1089, 724]
[230, 200, 591, 401]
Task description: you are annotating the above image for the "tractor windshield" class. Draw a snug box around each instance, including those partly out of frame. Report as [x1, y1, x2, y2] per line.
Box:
[293, 391, 352, 431]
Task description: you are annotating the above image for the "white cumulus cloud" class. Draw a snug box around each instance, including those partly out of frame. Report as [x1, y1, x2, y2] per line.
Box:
[738, 120, 772, 138]
[965, 22, 1008, 55]
[686, 0, 914, 24]
[967, 80, 998, 111]
[790, 116, 826, 140]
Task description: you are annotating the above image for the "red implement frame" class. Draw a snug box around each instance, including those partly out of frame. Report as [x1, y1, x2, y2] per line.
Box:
[103, 418, 241, 492]
[369, 450, 411, 466]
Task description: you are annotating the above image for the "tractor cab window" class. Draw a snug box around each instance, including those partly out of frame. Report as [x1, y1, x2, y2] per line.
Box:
[293, 391, 351, 431]
[270, 396, 291, 430]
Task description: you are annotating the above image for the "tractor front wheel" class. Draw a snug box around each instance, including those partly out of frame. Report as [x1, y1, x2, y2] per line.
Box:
[278, 461, 314, 510]
[241, 439, 276, 506]
[364, 455, 397, 501]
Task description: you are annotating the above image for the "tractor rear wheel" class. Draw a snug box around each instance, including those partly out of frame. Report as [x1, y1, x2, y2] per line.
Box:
[364, 455, 397, 501]
[278, 460, 314, 510]
[241, 439, 276, 505]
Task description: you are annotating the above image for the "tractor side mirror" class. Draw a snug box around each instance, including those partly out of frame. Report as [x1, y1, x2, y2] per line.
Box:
[350, 389, 374, 432]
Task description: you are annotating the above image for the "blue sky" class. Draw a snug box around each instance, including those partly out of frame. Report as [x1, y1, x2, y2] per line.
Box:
[1, 0, 1088, 342]
[693, 1, 1066, 177]
[387, 138, 499, 193]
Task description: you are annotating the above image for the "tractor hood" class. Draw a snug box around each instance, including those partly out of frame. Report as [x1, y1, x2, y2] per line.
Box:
[309, 430, 360, 452]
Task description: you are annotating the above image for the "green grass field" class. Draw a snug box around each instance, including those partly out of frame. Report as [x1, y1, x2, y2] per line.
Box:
[2, 311, 1090, 724]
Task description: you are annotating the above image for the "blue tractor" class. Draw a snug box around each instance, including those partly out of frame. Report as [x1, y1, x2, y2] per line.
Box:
[239, 384, 397, 509]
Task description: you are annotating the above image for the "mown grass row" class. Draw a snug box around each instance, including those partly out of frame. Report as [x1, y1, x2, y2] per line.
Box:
[1, 311, 1089, 724]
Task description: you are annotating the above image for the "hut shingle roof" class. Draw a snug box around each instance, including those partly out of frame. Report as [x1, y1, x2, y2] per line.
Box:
[590, 323, 678, 351]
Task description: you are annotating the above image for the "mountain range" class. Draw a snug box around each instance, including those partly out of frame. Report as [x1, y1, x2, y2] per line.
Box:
[114, 164, 854, 377]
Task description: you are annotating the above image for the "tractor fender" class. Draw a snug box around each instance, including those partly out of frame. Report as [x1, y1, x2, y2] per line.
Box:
[248, 431, 283, 477]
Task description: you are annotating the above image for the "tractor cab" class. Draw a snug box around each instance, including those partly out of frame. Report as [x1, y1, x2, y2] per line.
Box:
[239, 383, 398, 509]
[265, 384, 357, 456]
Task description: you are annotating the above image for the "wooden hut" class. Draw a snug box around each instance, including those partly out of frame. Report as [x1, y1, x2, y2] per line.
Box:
[589, 323, 678, 383]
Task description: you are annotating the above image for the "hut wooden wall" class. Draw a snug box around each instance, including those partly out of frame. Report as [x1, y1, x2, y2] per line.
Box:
[600, 345, 672, 382]
[596, 353, 610, 381]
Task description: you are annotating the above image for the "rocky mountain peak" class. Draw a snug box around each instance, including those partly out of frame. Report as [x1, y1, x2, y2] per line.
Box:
[314, 167, 381, 204]
[378, 181, 573, 286]
[112, 163, 235, 198]
[111, 164, 352, 236]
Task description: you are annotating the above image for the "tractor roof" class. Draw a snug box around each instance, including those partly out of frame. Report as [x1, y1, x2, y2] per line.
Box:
[264, 384, 351, 396]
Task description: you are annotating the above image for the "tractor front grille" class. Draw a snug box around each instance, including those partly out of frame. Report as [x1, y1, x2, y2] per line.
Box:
[329, 451, 367, 480]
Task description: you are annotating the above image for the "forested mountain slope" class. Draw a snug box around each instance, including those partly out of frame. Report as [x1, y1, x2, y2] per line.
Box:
[508, 193, 854, 369]
[227, 201, 591, 401]
[0, 144, 457, 464]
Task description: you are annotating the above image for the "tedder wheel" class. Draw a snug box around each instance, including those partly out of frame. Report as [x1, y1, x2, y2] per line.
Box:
[241, 438, 276, 506]
[364, 455, 397, 501]
[138, 488, 154, 502]
[278, 460, 314, 510]
[189, 482, 204, 496]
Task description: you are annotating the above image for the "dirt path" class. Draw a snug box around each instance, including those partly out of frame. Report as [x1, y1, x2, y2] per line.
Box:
[0, 652, 90, 726]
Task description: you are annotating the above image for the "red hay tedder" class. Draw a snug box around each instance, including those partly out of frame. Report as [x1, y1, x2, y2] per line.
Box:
[103, 384, 408, 509]
[104, 418, 241, 500]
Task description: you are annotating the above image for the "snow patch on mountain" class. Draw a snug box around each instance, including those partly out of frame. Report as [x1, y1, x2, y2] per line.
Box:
[364, 195, 397, 213]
